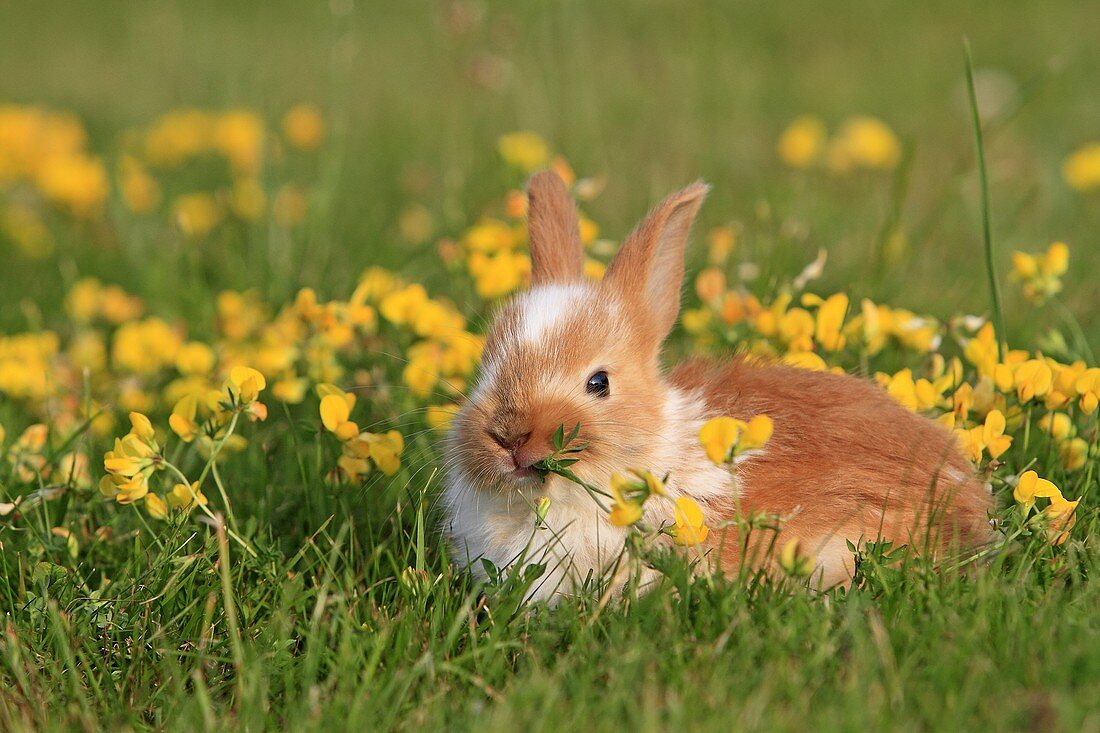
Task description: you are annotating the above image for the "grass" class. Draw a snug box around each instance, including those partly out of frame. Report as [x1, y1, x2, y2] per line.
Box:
[2, 2, 1099, 731]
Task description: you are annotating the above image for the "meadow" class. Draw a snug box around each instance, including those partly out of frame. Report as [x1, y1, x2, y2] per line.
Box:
[1, 2, 1099, 731]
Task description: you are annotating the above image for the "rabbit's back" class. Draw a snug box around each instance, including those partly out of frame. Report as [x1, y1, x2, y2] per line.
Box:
[670, 357, 994, 583]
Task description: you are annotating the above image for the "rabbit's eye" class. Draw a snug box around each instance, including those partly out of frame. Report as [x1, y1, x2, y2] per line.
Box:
[586, 370, 610, 398]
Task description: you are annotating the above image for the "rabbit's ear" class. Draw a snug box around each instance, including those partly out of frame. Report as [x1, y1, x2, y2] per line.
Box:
[526, 170, 584, 286]
[604, 181, 709, 339]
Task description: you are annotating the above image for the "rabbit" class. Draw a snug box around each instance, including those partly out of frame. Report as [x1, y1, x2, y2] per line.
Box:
[443, 169, 994, 601]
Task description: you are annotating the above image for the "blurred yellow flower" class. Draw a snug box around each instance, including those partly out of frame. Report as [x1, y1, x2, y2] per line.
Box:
[176, 342, 216, 376]
[497, 131, 550, 172]
[167, 481, 208, 511]
[777, 115, 826, 168]
[173, 193, 221, 237]
[112, 317, 183, 374]
[282, 103, 325, 151]
[779, 538, 815, 577]
[1011, 242, 1069, 304]
[826, 116, 901, 172]
[608, 472, 644, 527]
[1063, 142, 1100, 192]
[426, 403, 460, 430]
[36, 153, 109, 218]
[118, 155, 160, 213]
[214, 110, 264, 174]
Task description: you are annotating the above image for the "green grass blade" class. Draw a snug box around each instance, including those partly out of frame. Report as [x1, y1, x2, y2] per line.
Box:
[964, 38, 1009, 359]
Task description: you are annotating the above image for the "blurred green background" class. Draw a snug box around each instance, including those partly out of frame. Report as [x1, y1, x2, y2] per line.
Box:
[1, 0, 1097, 340]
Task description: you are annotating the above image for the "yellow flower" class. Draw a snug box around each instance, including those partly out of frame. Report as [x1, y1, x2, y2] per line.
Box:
[1063, 142, 1100, 192]
[1013, 470, 1061, 513]
[272, 376, 310, 404]
[343, 430, 405, 477]
[1075, 368, 1100, 413]
[779, 538, 816, 577]
[1038, 412, 1073, 442]
[227, 365, 267, 404]
[230, 177, 267, 220]
[170, 395, 200, 442]
[497, 131, 550, 172]
[176, 342, 216, 376]
[707, 226, 736, 264]
[145, 493, 168, 520]
[214, 110, 264, 174]
[282, 103, 325, 150]
[1060, 438, 1088, 473]
[699, 417, 740, 464]
[167, 481, 208, 511]
[827, 116, 901, 172]
[426, 403, 460, 430]
[1013, 359, 1053, 403]
[608, 473, 644, 527]
[980, 410, 1012, 459]
[118, 155, 160, 213]
[172, 193, 221, 237]
[694, 267, 726, 304]
[1011, 242, 1069, 304]
[777, 115, 826, 168]
[699, 415, 773, 465]
[111, 317, 183, 374]
[957, 409, 1011, 463]
[36, 153, 109, 219]
[129, 412, 157, 444]
[782, 351, 827, 371]
[814, 293, 848, 352]
[320, 393, 360, 441]
[880, 369, 941, 412]
[672, 496, 709, 546]
[1044, 495, 1079, 545]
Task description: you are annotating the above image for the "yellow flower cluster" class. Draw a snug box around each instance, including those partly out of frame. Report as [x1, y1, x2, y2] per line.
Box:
[318, 383, 405, 481]
[455, 135, 605, 299]
[698, 415, 774, 465]
[1013, 470, 1079, 545]
[606, 469, 710, 546]
[684, 281, 941, 361]
[778, 115, 901, 172]
[0, 105, 109, 226]
[1011, 242, 1069, 304]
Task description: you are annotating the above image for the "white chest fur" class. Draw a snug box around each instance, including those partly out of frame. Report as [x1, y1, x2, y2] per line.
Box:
[442, 388, 735, 601]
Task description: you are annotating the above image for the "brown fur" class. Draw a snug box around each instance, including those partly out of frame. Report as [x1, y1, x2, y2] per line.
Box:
[671, 358, 993, 582]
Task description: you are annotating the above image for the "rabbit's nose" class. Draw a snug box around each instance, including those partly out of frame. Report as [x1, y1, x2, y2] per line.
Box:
[489, 429, 532, 452]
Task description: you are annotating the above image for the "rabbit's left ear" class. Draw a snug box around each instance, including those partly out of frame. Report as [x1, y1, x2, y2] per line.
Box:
[604, 181, 710, 340]
[526, 170, 584, 286]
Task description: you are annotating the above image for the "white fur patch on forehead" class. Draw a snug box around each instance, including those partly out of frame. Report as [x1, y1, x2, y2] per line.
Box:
[515, 283, 593, 346]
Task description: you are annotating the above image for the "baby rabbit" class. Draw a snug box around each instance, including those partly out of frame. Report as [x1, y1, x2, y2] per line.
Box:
[444, 170, 993, 600]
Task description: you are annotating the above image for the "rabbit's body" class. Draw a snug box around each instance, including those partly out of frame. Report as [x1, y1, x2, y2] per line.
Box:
[671, 357, 993, 587]
[443, 170, 993, 600]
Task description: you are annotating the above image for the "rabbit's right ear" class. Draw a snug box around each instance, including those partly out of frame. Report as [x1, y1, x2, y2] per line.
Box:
[526, 170, 584, 286]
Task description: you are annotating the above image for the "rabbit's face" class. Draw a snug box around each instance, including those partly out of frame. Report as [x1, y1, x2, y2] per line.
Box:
[447, 281, 667, 494]
[446, 170, 708, 508]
